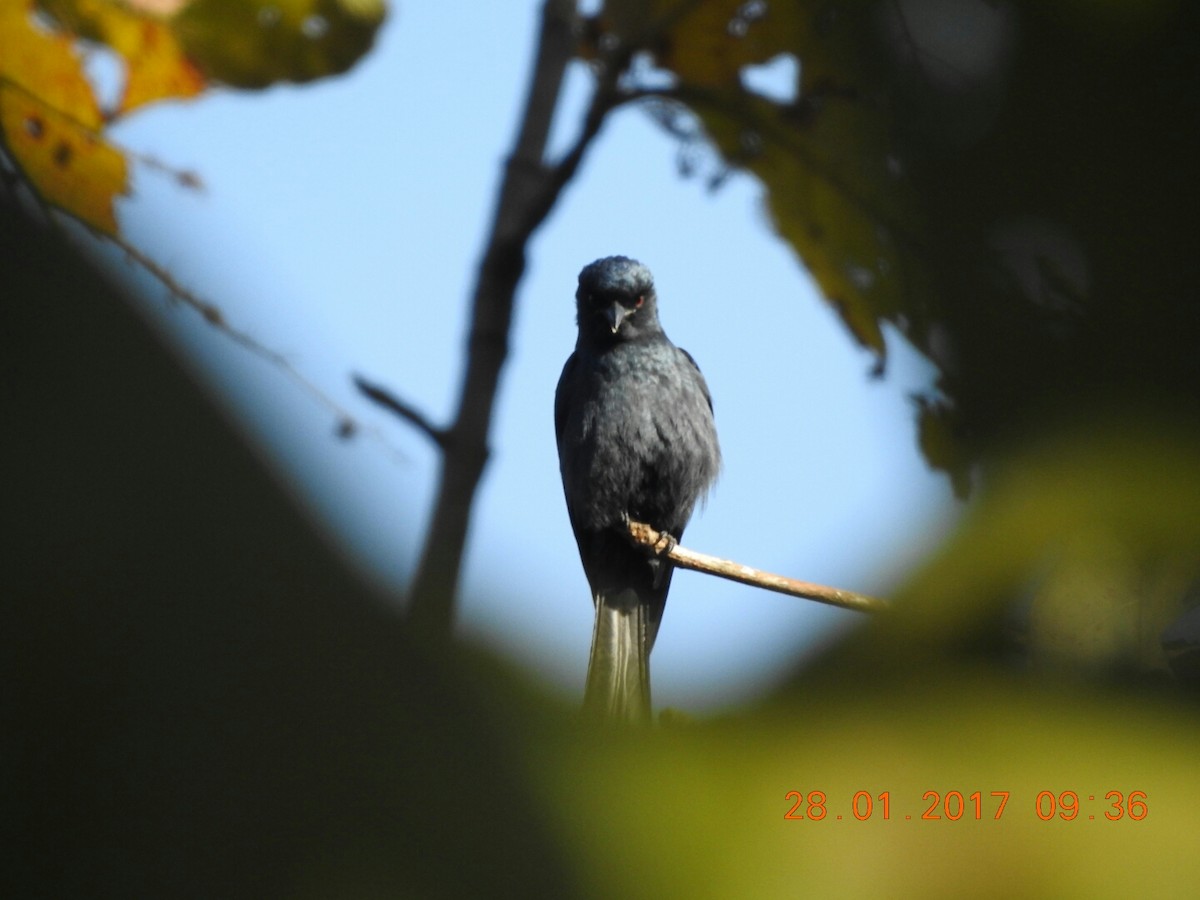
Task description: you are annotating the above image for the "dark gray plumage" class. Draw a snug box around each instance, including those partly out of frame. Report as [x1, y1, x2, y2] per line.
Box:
[554, 256, 720, 722]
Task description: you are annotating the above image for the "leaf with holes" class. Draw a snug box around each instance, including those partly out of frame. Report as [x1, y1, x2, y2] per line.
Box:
[38, 0, 207, 115]
[604, 0, 924, 362]
[173, 0, 387, 89]
[0, 0, 128, 233]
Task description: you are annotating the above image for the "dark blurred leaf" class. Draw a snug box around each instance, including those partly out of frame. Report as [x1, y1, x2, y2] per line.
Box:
[607, 0, 916, 358]
[174, 0, 387, 88]
[598, 0, 1200, 484]
[802, 418, 1200, 679]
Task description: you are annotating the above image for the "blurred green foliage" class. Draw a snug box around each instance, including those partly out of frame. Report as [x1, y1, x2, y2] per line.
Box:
[175, 0, 386, 88]
[5, 0, 1200, 895]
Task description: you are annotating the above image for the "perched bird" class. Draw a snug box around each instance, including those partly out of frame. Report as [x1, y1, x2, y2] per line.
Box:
[555, 256, 721, 722]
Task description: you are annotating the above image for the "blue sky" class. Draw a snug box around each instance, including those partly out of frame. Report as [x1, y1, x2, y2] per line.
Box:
[102, 2, 958, 711]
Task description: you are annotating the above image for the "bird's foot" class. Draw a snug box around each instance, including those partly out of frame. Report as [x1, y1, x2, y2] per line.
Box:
[651, 530, 677, 558]
[622, 515, 674, 557]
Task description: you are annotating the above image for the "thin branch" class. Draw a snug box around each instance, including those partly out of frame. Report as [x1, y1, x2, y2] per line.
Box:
[93, 229, 407, 458]
[626, 520, 889, 614]
[406, 0, 622, 633]
[2, 80, 412, 459]
[353, 375, 446, 448]
[110, 234, 282, 358]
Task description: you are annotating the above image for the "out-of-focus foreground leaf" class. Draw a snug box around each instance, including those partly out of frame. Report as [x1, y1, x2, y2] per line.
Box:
[529, 417, 1200, 896]
[809, 420, 1200, 681]
[173, 0, 387, 88]
[0, 209, 576, 899]
[540, 682, 1200, 896]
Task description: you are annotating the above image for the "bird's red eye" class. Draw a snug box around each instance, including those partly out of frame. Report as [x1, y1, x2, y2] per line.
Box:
[635, 295, 645, 308]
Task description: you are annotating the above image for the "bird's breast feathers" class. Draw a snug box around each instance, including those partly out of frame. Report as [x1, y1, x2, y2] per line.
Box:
[559, 341, 720, 532]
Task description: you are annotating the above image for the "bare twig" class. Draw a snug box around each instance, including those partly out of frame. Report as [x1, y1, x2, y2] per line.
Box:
[627, 520, 889, 613]
[3, 77, 411, 457]
[93, 230, 406, 456]
[353, 375, 446, 448]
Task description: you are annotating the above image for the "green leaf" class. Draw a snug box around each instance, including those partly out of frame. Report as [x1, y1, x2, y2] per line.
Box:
[174, 0, 387, 88]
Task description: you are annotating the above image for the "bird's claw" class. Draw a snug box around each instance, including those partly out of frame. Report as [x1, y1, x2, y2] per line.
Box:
[651, 531, 676, 557]
[622, 516, 674, 557]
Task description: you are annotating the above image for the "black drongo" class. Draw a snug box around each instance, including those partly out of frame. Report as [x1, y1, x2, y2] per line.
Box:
[555, 256, 721, 722]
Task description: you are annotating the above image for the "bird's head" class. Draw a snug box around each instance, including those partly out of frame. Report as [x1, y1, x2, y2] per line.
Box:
[575, 256, 662, 345]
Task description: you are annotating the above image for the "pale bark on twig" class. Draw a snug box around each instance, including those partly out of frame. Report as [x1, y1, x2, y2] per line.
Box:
[626, 520, 888, 614]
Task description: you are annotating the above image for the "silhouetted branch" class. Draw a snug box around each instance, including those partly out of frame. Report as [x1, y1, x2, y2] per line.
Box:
[354, 375, 446, 448]
[406, 0, 626, 633]
[97, 230, 405, 454]
[626, 519, 889, 614]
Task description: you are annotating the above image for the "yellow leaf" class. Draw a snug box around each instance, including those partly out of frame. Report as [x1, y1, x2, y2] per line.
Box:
[0, 0, 127, 233]
[0, 86, 127, 234]
[0, 0, 101, 125]
[604, 0, 920, 360]
[694, 91, 909, 357]
[118, 17, 206, 112]
[39, 0, 207, 113]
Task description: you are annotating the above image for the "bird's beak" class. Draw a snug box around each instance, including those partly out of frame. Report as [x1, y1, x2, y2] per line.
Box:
[605, 303, 631, 334]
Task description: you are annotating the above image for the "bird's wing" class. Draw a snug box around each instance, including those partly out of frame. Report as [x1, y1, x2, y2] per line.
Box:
[678, 347, 714, 413]
[554, 351, 579, 446]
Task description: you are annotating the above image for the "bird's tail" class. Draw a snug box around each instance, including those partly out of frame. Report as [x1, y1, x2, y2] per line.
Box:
[583, 588, 652, 723]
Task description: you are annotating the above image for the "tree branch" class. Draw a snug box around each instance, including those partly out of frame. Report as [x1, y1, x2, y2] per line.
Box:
[406, 0, 620, 634]
[98, 229, 412, 453]
[626, 520, 889, 614]
[353, 374, 446, 448]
